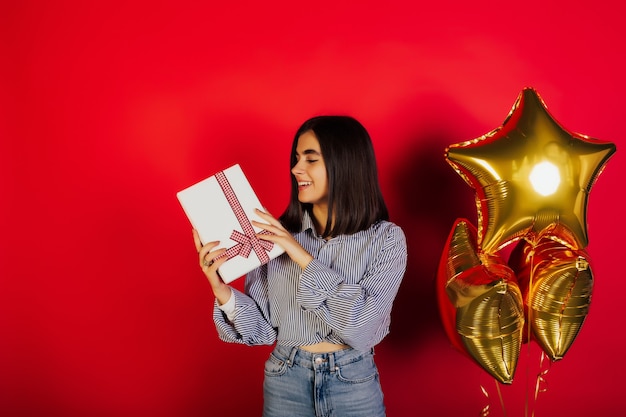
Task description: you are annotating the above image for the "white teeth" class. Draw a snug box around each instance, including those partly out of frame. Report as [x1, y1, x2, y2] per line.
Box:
[298, 181, 312, 186]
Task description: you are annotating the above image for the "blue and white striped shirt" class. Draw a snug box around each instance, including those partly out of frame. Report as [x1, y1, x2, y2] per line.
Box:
[213, 211, 407, 352]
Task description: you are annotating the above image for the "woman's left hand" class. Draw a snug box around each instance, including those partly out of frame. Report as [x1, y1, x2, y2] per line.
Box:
[252, 208, 313, 270]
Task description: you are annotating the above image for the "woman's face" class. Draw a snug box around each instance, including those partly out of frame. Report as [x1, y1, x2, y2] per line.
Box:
[291, 130, 329, 208]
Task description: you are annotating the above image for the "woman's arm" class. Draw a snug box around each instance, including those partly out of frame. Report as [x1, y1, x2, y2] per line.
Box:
[296, 224, 408, 351]
[194, 229, 277, 345]
[213, 264, 278, 345]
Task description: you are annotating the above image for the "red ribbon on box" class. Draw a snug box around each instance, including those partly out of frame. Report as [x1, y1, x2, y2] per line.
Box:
[214, 170, 274, 264]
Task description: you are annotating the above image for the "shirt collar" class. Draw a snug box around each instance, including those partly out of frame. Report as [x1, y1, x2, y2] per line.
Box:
[300, 210, 342, 242]
[301, 210, 316, 233]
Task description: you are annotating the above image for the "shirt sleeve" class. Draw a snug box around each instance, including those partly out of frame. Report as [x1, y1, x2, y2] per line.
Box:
[296, 223, 408, 351]
[212, 264, 277, 346]
[216, 288, 235, 321]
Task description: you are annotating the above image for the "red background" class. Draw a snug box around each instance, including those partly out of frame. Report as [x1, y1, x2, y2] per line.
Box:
[2, 1, 624, 416]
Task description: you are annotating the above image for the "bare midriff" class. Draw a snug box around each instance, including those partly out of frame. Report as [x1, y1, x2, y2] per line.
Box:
[299, 341, 350, 353]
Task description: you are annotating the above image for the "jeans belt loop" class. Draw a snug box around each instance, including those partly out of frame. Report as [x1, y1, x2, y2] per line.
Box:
[287, 346, 298, 367]
[329, 351, 337, 372]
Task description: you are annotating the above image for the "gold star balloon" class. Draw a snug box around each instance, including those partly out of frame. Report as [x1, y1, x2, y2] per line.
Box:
[445, 87, 616, 254]
[438, 88, 617, 383]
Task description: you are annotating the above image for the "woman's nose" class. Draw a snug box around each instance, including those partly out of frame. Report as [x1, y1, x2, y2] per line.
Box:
[291, 161, 304, 175]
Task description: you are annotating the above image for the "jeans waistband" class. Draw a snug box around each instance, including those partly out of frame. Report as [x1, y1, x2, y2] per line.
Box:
[272, 345, 374, 370]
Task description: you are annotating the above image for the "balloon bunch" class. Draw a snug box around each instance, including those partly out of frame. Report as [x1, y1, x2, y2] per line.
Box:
[437, 87, 616, 384]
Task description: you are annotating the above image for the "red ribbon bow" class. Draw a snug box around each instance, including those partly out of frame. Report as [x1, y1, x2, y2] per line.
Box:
[214, 170, 273, 264]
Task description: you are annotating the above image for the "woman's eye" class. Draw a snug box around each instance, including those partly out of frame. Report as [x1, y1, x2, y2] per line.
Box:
[306, 159, 318, 163]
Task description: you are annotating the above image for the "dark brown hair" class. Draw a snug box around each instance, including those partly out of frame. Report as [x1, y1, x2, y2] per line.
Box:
[279, 115, 389, 237]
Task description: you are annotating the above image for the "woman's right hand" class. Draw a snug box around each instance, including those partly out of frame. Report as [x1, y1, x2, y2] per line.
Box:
[193, 229, 232, 305]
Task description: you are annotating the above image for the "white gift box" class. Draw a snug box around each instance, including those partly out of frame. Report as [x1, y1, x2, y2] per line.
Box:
[177, 164, 285, 283]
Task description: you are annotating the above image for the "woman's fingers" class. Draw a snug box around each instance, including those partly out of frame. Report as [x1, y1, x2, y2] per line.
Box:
[194, 231, 226, 267]
[191, 231, 231, 304]
[199, 243, 226, 268]
[254, 208, 282, 227]
[192, 229, 203, 252]
[202, 249, 227, 268]
[251, 220, 280, 235]
[253, 208, 290, 236]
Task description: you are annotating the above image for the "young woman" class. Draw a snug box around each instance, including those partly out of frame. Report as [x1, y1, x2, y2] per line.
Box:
[194, 115, 407, 417]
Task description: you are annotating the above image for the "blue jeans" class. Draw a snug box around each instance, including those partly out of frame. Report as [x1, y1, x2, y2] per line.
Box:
[263, 345, 386, 417]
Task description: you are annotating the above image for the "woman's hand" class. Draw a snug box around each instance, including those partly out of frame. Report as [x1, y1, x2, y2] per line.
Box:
[193, 229, 232, 305]
[252, 208, 313, 270]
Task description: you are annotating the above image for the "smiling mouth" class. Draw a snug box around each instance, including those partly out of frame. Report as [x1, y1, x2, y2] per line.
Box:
[298, 181, 312, 190]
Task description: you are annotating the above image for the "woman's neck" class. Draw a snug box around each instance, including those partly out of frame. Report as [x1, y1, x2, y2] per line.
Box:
[312, 204, 332, 238]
